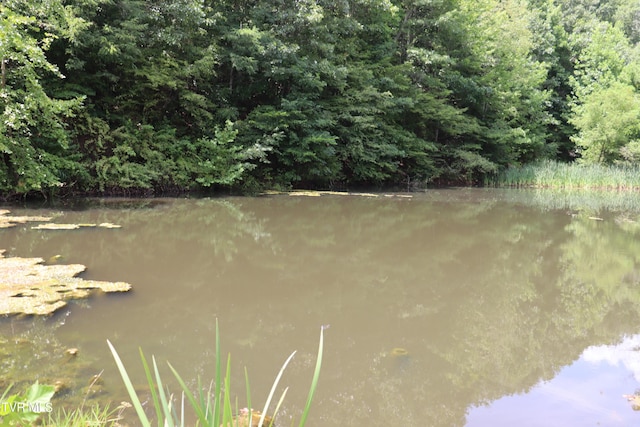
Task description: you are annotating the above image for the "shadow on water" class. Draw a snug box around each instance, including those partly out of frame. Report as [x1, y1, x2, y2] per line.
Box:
[2, 189, 640, 426]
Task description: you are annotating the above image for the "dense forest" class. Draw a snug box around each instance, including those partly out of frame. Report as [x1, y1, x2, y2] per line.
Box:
[1, 0, 640, 196]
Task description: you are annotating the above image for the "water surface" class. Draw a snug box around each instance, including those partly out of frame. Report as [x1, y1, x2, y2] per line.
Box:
[2, 189, 640, 426]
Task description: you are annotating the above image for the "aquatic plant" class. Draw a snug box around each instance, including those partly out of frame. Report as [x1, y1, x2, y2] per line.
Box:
[108, 321, 324, 427]
[492, 160, 640, 190]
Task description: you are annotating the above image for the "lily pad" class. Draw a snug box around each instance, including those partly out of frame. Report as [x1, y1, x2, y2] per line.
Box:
[0, 249, 132, 315]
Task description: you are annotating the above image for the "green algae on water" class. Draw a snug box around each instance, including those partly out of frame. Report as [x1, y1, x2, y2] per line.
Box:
[0, 209, 52, 228]
[0, 249, 132, 315]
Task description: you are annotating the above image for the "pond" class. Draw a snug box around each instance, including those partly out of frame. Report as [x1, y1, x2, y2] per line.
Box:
[2, 188, 640, 426]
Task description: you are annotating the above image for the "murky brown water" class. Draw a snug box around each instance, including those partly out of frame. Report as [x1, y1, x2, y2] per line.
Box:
[2, 188, 640, 426]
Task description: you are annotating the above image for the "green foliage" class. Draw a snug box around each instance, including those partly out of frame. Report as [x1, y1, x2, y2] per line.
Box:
[570, 22, 634, 99]
[194, 121, 269, 187]
[90, 120, 266, 193]
[0, 1, 86, 196]
[2, 0, 640, 195]
[107, 323, 324, 427]
[0, 382, 54, 426]
[570, 82, 640, 164]
[46, 403, 122, 427]
[494, 160, 640, 189]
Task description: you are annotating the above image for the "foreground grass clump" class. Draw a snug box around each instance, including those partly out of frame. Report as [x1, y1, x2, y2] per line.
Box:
[1, 381, 128, 426]
[108, 321, 324, 427]
[493, 160, 640, 190]
[45, 403, 126, 427]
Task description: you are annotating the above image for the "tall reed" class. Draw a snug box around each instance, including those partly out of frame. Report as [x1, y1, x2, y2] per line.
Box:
[492, 160, 640, 190]
[108, 320, 324, 427]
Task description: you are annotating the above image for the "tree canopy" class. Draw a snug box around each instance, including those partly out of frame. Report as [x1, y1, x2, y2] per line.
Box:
[1, 0, 639, 196]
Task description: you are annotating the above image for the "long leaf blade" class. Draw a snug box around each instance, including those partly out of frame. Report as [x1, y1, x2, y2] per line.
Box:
[139, 349, 164, 427]
[298, 327, 324, 427]
[107, 340, 151, 427]
[258, 351, 296, 427]
[168, 362, 210, 426]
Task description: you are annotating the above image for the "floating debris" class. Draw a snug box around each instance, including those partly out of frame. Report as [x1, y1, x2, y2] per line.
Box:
[98, 222, 122, 229]
[264, 189, 386, 197]
[384, 194, 413, 198]
[390, 347, 409, 357]
[65, 348, 79, 357]
[32, 222, 122, 230]
[32, 223, 80, 230]
[0, 249, 132, 315]
[288, 190, 323, 197]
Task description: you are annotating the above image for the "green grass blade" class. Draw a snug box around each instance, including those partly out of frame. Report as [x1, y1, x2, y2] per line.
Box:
[269, 386, 289, 427]
[139, 349, 164, 427]
[244, 367, 252, 418]
[107, 339, 151, 427]
[298, 327, 324, 427]
[222, 354, 233, 427]
[196, 377, 207, 418]
[167, 362, 210, 426]
[258, 351, 296, 427]
[152, 355, 176, 427]
[0, 383, 14, 402]
[206, 379, 215, 421]
[213, 319, 222, 426]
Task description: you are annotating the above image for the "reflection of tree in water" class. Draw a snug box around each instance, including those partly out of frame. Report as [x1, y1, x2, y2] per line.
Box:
[248, 194, 640, 426]
[3, 192, 640, 426]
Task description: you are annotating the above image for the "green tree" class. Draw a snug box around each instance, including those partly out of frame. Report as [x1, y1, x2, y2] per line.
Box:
[570, 82, 640, 164]
[0, 1, 86, 195]
[567, 19, 640, 164]
[570, 23, 632, 100]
